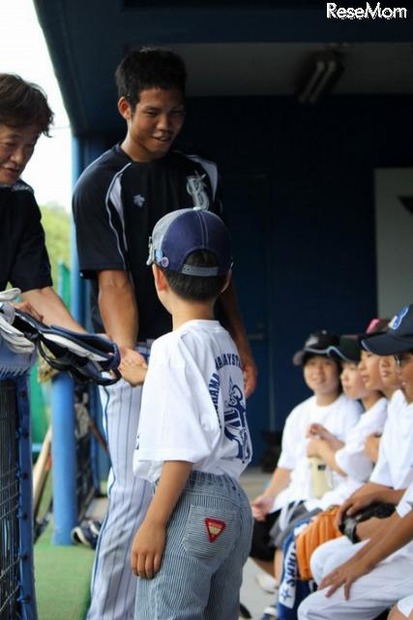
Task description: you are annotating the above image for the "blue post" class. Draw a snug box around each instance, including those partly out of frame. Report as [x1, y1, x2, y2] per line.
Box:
[51, 373, 77, 544]
[70, 219, 85, 326]
[70, 135, 110, 489]
[71, 134, 85, 326]
[51, 258, 77, 544]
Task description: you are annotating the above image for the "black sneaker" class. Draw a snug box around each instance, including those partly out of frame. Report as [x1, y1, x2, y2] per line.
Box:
[71, 521, 100, 550]
[239, 602, 252, 619]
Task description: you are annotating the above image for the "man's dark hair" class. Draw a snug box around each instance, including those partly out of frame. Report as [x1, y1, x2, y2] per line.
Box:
[115, 47, 187, 108]
[0, 73, 54, 136]
[162, 250, 228, 302]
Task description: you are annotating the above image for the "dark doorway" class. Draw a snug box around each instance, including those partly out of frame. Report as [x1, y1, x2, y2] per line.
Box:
[224, 173, 274, 466]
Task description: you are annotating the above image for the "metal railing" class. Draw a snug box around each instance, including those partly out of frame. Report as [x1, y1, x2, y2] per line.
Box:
[0, 342, 37, 620]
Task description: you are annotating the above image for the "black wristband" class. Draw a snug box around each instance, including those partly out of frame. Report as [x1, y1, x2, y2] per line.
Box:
[347, 520, 360, 544]
[340, 516, 360, 544]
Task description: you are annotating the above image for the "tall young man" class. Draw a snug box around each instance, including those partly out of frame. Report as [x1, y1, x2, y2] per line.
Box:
[73, 47, 257, 620]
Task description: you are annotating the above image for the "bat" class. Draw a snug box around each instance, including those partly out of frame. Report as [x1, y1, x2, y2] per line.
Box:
[33, 425, 52, 519]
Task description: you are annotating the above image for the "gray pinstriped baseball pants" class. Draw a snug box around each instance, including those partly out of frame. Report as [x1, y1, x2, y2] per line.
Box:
[87, 344, 152, 620]
[135, 471, 253, 619]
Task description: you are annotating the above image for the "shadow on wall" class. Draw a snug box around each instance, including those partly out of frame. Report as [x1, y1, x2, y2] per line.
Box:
[259, 430, 282, 473]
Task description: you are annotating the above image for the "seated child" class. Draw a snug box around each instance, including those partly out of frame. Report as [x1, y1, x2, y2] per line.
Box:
[298, 303, 413, 619]
[250, 332, 362, 619]
[272, 335, 387, 620]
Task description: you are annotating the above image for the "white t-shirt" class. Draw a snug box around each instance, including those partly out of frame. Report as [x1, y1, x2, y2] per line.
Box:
[335, 396, 388, 482]
[379, 393, 413, 562]
[378, 480, 413, 561]
[397, 483, 413, 518]
[274, 393, 362, 511]
[133, 320, 252, 483]
[318, 396, 388, 510]
[391, 453, 413, 560]
[370, 390, 413, 489]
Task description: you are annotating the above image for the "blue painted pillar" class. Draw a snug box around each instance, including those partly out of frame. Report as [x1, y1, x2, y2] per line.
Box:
[51, 257, 77, 545]
[71, 135, 85, 327]
[70, 134, 110, 488]
[51, 372, 77, 545]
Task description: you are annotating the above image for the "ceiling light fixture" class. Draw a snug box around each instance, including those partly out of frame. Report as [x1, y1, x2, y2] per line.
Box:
[296, 51, 344, 104]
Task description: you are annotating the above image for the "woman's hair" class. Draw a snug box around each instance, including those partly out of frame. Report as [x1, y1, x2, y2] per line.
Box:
[0, 73, 53, 135]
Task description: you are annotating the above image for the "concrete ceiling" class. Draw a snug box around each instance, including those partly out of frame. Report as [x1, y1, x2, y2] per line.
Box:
[33, 1, 413, 135]
[166, 42, 413, 97]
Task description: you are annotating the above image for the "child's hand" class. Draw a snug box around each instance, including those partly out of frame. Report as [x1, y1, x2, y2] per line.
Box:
[250, 493, 275, 521]
[306, 423, 324, 438]
[119, 348, 148, 386]
[130, 520, 166, 579]
[307, 423, 334, 442]
[307, 437, 323, 457]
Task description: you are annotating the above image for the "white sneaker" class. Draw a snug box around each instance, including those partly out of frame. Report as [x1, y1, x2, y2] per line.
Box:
[255, 573, 278, 594]
[260, 605, 278, 619]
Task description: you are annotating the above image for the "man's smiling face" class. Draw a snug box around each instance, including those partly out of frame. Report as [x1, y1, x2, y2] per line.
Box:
[118, 87, 185, 162]
[0, 124, 39, 185]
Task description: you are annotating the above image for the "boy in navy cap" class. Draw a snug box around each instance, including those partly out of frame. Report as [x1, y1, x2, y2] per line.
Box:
[121, 208, 253, 619]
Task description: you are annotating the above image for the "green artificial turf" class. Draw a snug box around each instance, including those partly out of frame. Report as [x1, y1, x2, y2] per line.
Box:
[34, 521, 94, 620]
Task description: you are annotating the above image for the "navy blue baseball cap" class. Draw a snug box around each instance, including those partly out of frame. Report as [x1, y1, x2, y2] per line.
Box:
[293, 330, 340, 366]
[147, 208, 232, 277]
[327, 336, 360, 363]
[328, 318, 390, 363]
[361, 305, 413, 355]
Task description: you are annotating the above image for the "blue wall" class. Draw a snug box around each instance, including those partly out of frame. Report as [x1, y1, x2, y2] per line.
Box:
[180, 93, 413, 429]
[76, 92, 413, 461]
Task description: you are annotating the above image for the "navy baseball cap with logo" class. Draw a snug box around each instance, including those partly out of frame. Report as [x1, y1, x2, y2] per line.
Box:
[361, 304, 413, 355]
[327, 336, 361, 363]
[293, 330, 340, 366]
[327, 318, 390, 363]
[147, 208, 232, 277]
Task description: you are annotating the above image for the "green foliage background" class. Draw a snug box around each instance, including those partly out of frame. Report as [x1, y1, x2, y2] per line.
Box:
[40, 203, 71, 297]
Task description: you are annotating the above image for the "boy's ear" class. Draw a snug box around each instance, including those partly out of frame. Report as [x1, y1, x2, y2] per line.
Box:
[118, 97, 133, 120]
[152, 264, 168, 292]
[220, 270, 232, 294]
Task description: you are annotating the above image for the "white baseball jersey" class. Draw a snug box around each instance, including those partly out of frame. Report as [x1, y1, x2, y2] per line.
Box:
[396, 480, 413, 518]
[318, 396, 388, 510]
[370, 390, 413, 489]
[274, 393, 362, 511]
[299, 393, 413, 619]
[133, 319, 252, 483]
[397, 595, 413, 617]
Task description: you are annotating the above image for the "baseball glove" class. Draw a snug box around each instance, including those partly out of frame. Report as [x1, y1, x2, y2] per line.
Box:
[296, 505, 342, 580]
[338, 501, 396, 544]
[12, 309, 121, 385]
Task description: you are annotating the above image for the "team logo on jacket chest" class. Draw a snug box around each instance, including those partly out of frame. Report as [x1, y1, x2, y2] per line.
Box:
[132, 194, 145, 208]
[186, 172, 209, 209]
